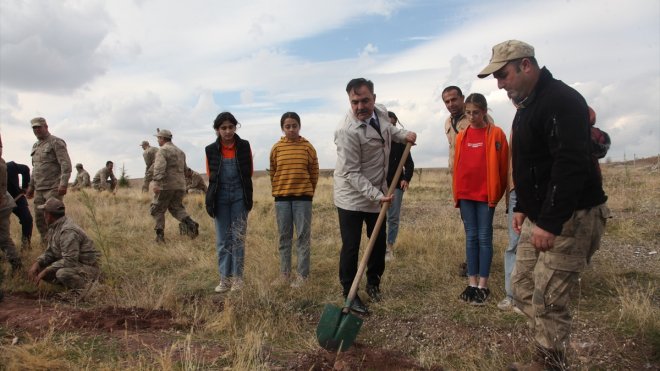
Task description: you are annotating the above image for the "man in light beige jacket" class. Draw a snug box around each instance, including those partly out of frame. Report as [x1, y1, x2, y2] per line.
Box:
[333, 78, 416, 314]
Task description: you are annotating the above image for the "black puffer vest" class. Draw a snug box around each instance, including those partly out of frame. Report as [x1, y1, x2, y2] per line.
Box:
[205, 134, 253, 217]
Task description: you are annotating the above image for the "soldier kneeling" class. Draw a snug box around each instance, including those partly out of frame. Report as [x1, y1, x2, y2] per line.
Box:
[28, 198, 101, 297]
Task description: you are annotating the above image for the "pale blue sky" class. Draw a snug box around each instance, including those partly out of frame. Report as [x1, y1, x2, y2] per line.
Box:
[1, 0, 658, 177]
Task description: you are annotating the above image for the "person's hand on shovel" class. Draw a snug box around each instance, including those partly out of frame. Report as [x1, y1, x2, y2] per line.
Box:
[380, 194, 394, 205]
[405, 131, 417, 144]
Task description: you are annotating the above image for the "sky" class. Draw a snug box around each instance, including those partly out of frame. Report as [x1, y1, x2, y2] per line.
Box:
[1, 0, 658, 179]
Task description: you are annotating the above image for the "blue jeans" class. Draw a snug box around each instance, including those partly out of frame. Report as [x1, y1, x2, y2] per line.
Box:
[459, 199, 495, 278]
[275, 200, 312, 278]
[386, 188, 404, 245]
[214, 185, 248, 279]
[505, 190, 520, 298]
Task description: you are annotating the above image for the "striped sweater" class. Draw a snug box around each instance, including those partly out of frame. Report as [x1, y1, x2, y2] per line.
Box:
[269, 136, 319, 200]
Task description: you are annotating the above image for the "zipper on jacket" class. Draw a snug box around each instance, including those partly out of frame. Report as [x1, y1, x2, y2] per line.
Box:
[550, 184, 557, 207]
[550, 115, 560, 143]
[530, 165, 541, 201]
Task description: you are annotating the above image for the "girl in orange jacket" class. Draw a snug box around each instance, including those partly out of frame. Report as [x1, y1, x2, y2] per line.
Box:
[452, 93, 509, 305]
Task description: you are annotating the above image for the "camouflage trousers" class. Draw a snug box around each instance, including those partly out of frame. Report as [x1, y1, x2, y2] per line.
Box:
[511, 203, 609, 353]
[93, 181, 116, 192]
[142, 172, 153, 193]
[34, 188, 63, 243]
[0, 210, 20, 285]
[150, 190, 190, 231]
[42, 264, 100, 290]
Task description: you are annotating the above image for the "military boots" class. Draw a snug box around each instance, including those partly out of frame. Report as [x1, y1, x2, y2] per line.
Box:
[180, 217, 199, 239]
[155, 229, 165, 243]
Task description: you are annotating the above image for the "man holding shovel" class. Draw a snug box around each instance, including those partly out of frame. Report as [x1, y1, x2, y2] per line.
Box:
[333, 78, 416, 314]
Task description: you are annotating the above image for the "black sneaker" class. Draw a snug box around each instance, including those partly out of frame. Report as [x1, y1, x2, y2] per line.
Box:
[471, 288, 491, 306]
[459, 286, 477, 303]
[345, 294, 369, 315]
[366, 284, 382, 302]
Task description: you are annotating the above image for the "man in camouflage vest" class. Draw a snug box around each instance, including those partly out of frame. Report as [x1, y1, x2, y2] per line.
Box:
[185, 167, 207, 194]
[92, 161, 118, 192]
[26, 117, 72, 244]
[28, 198, 100, 294]
[71, 163, 91, 190]
[1, 134, 23, 301]
[141, 140, 158, 193]
[151, 130, 199, 243]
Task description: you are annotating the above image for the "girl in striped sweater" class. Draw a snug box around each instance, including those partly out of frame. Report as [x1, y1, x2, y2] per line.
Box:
[269, 112, 320, 288]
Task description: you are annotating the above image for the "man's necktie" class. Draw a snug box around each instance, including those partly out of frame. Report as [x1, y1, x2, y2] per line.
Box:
[369, 118, 380, 133]
[369, 117, 384, 143]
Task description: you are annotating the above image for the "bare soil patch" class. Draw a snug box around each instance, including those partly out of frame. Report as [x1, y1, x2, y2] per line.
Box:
[0, 292, 182, 335]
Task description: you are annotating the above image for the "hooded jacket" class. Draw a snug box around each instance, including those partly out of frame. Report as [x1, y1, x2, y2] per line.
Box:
[453, 123, 509, 208]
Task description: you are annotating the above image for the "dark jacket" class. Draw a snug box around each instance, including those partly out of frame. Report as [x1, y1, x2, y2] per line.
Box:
[7, 161, 30, 198]
[205, 134, 253, 217]
[386, 141, 414, 190]
[512, 67, 607, 235]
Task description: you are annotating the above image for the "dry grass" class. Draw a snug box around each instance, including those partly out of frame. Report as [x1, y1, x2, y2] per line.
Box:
[1, 161, 659, 369]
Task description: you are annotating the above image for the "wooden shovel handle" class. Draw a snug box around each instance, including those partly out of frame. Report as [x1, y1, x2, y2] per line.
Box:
[343, 142, 413, 310]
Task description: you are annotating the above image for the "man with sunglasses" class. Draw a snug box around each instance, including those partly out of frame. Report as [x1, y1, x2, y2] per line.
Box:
[478, 40, 609, 370]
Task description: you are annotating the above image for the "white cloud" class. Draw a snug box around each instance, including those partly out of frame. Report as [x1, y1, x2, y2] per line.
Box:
[1, 0, 657, 180]
[359, 43, 379, 58]
[0, 0, 113, 92]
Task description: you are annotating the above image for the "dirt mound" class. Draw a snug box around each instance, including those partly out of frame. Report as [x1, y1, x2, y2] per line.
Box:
[294, 342, 436, 370]
[0, 293, 181, 335]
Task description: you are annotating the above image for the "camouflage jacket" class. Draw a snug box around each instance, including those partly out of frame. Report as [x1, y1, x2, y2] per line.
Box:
[72, 170, 91, 188]
[143, 146, 158, 176]
[186, 170, 207, 193]
[152, 142, 186, 190]
[38, 216, 100, 270]
[92, 167, 117, 186]
[29, 134, 72, 190]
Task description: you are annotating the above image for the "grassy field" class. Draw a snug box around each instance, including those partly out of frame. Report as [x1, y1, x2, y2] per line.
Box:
[1, 160, 658, 370]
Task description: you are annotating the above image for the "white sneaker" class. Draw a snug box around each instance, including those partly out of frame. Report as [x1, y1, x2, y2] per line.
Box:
[384, 245, 394, 262]
[214, 279, 230, 293]
[497, 297, 513, 311]
[290, 275, 307, 289]
[231, 278, 244, 292]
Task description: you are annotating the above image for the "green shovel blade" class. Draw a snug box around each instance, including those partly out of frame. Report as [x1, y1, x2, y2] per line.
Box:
[316, 304, 363, 352]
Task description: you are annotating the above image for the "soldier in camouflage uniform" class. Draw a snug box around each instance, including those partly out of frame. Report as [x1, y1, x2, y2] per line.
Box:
[26, 117, 72, 244]
[71, 163, 91, 190]
[141, 140, 158, 193]
[479, 40, 609, 370]
[185, 167, 207, 194]
[151, 130, 199, 243]
[27, 198, 100, 292]
[1, 135, 23, 301]
[92, 161, 118, 192]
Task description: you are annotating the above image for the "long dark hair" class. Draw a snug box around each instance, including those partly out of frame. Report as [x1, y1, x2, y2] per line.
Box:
[387, 111, 405, 128]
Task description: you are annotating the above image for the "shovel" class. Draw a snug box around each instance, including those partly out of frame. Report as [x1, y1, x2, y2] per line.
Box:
[316, 142, 413, 352]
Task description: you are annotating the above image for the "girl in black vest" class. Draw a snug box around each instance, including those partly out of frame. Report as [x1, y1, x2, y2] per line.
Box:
[205, 112, 253, 293]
